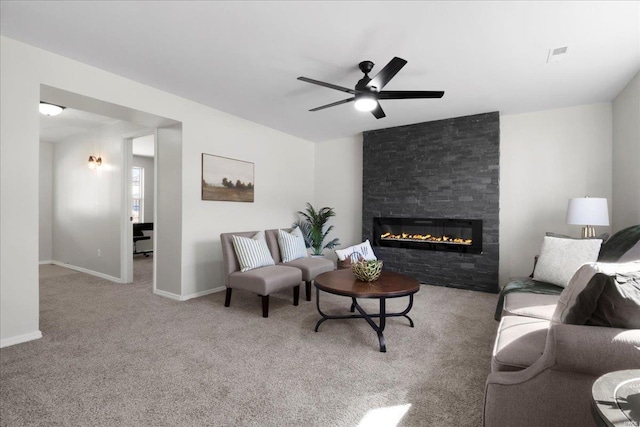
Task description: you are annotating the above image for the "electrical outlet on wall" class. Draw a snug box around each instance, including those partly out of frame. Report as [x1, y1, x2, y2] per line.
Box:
[97, 249, 101, 258]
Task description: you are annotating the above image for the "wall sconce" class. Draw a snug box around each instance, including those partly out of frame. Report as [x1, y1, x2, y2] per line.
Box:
[88, 155, 102, 170]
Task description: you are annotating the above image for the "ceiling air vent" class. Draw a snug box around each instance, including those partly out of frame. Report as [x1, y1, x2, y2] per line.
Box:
[547, 46, 568, 63]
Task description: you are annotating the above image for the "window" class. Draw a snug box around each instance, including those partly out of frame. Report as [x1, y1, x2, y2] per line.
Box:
[132, 166, 144, 223]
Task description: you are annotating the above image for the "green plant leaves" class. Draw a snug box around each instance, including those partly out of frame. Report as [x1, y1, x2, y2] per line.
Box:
[293, 202, 340, 255]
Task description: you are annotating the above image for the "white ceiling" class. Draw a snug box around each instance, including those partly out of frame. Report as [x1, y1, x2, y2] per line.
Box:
[3, 1, 639, 142]
[39, 107, 119, 143]
[133, 134, 155, 158]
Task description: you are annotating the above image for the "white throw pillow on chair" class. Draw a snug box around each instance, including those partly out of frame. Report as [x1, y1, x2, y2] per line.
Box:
[278, 227, 308, 263]
[232, 231, 275, 272]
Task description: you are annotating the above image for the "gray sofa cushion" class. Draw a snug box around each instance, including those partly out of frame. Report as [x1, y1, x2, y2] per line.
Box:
[495, 278, 562, 321]
[503, 292, 559, 320]
[491, 315, 549, 372]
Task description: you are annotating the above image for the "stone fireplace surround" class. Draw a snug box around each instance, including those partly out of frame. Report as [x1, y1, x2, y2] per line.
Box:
[362, 112, 499, 293]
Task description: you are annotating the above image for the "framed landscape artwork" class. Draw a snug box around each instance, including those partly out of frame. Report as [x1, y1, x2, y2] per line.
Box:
[201, 153, 254, 202]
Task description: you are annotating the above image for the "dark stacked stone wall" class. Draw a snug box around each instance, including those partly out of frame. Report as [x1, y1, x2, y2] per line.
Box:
[362, 112, 500, 293]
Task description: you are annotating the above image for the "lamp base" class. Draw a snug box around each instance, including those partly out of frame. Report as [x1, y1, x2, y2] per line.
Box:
[581, 226, 596, 238]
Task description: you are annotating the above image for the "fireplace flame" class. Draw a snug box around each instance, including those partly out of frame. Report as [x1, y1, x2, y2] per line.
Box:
[380, 232, 472, 245]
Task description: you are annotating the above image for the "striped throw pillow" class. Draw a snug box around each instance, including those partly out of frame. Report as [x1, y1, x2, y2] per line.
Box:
[232, 231, 275, 272]
[278, 228, 308, 263]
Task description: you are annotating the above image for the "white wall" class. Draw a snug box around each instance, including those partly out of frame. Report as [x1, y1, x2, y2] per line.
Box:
[132, 154, 155, 223]
[1, 38, 41, 346]
[612, 71, 640, 231]
[314, 135, 364, 262]
[0, 36, 318, 345]
[39, 141, 53, 262]
[180, 120, 315, 297]
[499, 103, 613, 286]
[52, 121, 146, 280]
[155, 125, 182, 296]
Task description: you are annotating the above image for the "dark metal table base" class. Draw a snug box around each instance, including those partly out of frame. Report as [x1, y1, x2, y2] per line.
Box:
[314, 287, 415, 352]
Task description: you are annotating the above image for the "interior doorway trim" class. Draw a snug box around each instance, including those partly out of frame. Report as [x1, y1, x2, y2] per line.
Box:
[121, 129, 156, 285]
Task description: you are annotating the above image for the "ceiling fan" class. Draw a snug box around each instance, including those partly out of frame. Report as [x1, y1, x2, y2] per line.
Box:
[297, 57, 444, 119]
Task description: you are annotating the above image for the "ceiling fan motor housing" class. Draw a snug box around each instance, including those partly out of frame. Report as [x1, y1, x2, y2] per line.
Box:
[357, 61, 375, 90]
[358, 60, 374, 74]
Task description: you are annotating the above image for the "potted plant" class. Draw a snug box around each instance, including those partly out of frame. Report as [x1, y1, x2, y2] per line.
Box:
[293, 202, 340, 256]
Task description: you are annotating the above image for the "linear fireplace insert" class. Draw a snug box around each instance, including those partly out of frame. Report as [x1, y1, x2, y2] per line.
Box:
[373, 217, 483, 254]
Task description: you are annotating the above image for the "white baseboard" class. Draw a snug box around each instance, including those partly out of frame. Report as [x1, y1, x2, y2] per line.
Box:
[39, 260, 53, 265]
[153, 288, 182, 301]
[153, 286, 225, 301]
[181, 286, 225, 301]
[50, 261, 124, 283]
[0, 330, 42, 348]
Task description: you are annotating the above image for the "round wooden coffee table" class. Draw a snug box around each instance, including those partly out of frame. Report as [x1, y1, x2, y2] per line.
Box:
[592, 369, 640, 427]
[313, 269, 420, 352]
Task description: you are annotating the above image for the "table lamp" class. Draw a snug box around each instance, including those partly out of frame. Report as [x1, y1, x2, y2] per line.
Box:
[566, 197, 609, 238]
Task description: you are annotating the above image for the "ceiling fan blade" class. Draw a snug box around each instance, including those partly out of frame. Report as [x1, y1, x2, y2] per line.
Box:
[378, 90, 445, 99]
[297, 77, 357, 94]
[309, 97, 355, 112]
[371, 102, 386, 119]
[367, 57, 407, 91]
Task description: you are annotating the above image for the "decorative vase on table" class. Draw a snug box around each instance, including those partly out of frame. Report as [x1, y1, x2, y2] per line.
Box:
[352, 260, 383, 282]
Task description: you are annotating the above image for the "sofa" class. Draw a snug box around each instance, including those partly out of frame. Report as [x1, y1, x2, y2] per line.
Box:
[484, 225, 640, 427]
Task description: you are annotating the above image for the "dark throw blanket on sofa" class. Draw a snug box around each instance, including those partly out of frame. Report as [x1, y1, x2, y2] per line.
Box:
[494, 278, 563, 321]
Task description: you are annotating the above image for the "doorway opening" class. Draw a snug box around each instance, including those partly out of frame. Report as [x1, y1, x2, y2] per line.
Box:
[38, 85, 180, 300]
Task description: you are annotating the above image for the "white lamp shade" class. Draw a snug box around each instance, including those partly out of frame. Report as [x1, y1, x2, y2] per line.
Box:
[566, 197, 609, 226]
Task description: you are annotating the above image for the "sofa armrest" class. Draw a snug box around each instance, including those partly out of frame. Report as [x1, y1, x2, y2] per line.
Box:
[484, 322, 640, 427]
[549, 322, 640, 375]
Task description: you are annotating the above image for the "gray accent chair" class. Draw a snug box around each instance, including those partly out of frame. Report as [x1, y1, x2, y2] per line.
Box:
[220, 231, 302, 318]
[265, 228, 335, 301]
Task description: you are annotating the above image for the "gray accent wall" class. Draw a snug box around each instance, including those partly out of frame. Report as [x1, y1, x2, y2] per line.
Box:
[363, 112, 500, 293]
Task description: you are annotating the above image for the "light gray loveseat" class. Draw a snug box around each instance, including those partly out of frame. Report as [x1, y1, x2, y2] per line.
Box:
[484, 226, 640, 427]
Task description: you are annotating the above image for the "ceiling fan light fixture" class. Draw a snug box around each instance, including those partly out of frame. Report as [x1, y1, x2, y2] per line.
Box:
[39, 102, 65, 116]
[354, 95, 377, 112]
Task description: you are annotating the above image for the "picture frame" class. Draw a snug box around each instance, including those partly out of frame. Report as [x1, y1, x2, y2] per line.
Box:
[201, 153, 254, 202]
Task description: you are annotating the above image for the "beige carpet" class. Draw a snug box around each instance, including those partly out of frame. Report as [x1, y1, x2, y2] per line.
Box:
[0, 257, 498, 426]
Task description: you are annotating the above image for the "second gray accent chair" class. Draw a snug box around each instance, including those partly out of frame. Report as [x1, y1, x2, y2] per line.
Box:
[220, 231, 302, 317]
[265, 228, 335, 301]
